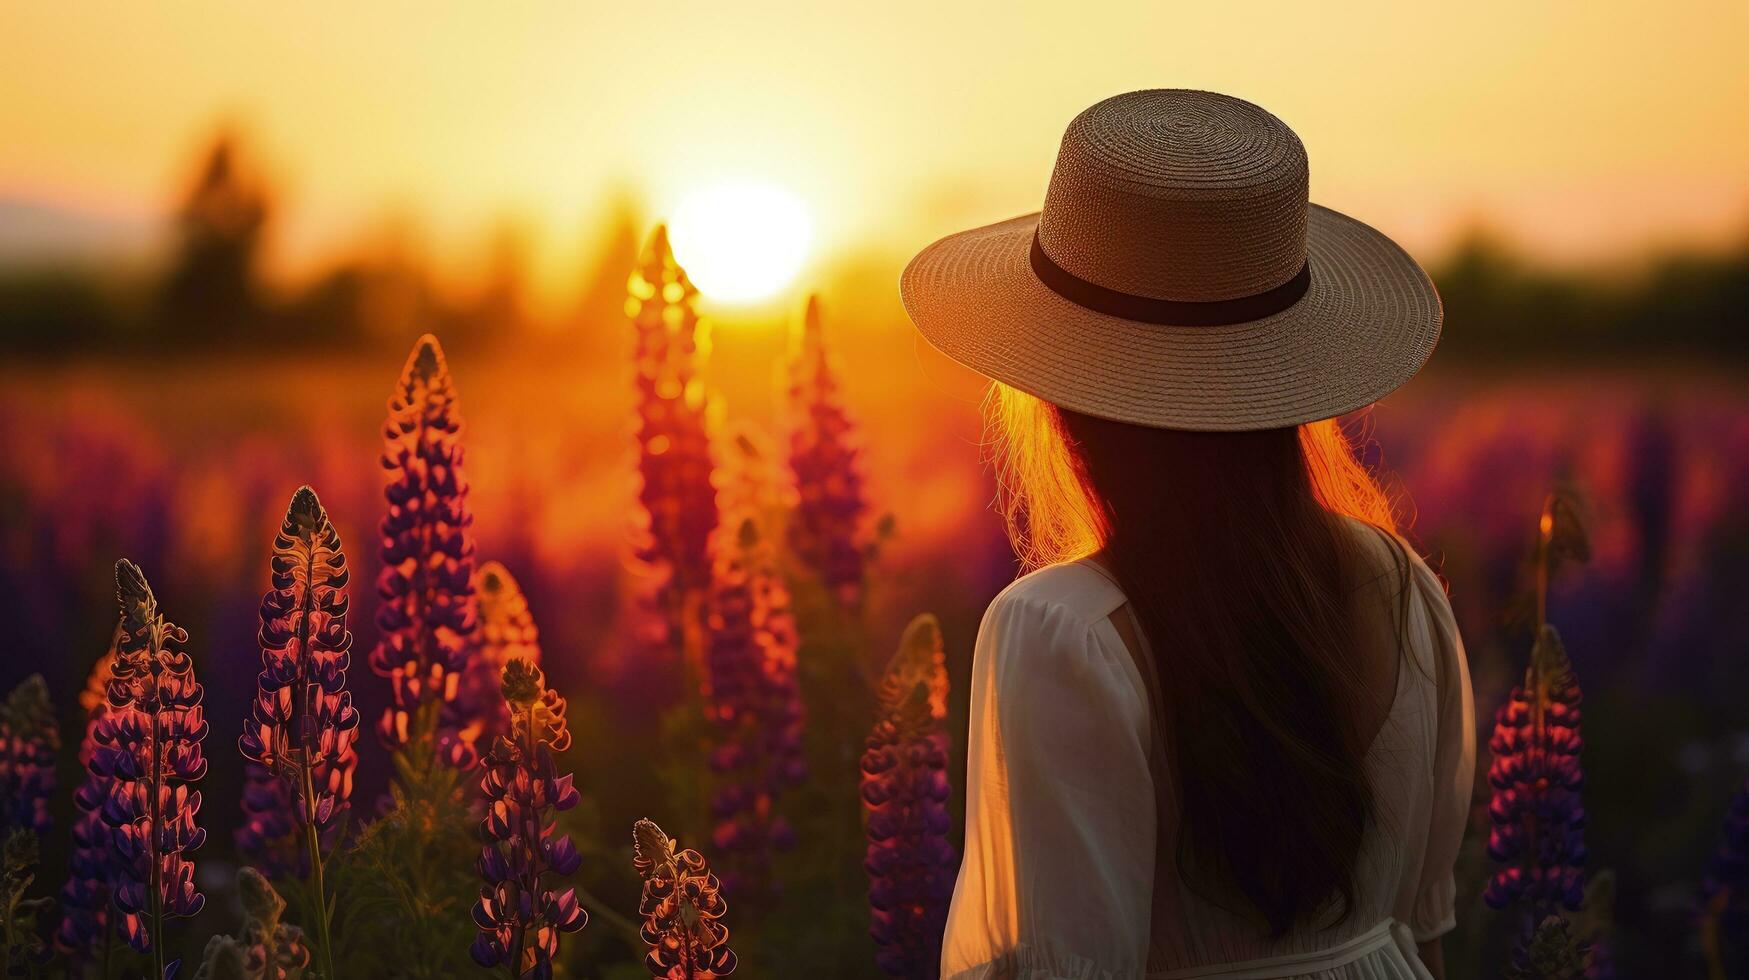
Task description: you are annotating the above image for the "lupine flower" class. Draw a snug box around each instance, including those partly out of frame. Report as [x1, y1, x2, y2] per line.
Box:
[702, 517, 806, 897]
[861, 614, 956, 978]
[470, 658, 586, 979]
[632, 818, 736, 979]
[193, 867, 311, 980]
[57, 635, 121, 957]
[0, 674, 58, 835]
[786, 295, 871, 609]
[1701, 777, 1748, 976]
[1487, 493, 1591, 964]
[96, 559, 208, 972]
[1484, 624, 1588, 915]
[235, 764, 299, 879]
[369, 334, 482, 772]
[628, 225, 719, 649]
[457, 561, 542, 753]
[239, 486, 358, 977]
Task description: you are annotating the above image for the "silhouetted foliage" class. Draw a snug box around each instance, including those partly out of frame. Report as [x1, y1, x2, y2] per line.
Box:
[155, 131, 271, 344]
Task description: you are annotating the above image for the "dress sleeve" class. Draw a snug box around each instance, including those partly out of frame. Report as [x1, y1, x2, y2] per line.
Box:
[941, 589, 1156, 980]
[1405, 558, 1477, 942]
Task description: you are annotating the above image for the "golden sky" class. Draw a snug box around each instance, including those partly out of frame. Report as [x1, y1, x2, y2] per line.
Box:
[5, 1, 1748, 296]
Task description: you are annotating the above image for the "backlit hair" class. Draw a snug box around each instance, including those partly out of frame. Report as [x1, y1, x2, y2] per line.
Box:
[985, 381, 1412, 934]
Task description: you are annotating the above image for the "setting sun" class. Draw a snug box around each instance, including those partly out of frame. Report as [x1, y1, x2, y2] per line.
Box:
[668, 180, 813, 303]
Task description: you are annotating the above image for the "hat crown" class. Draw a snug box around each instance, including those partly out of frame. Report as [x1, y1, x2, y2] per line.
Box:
[1037, 90, 1309, 302]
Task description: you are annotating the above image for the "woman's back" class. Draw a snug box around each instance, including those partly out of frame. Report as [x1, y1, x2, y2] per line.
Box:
[940, 520, 1475, 979]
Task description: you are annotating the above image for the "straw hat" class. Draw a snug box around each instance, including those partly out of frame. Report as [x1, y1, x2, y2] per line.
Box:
[901, 89, 1441, 431]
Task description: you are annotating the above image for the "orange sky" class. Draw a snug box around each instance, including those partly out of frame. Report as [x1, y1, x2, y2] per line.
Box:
[4, 1, 1748, 300]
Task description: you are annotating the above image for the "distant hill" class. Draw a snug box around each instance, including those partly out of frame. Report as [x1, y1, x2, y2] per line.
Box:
[0, 196, 157, 268]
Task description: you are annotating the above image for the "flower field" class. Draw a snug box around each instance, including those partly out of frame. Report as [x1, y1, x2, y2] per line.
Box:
[0, 230, 1744, 978]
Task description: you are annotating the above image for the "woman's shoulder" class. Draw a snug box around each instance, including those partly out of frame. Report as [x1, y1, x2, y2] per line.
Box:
[1336, 515, 1445, 603]
[978, 560, 1148, 719]
[984, 559, 1128, 630]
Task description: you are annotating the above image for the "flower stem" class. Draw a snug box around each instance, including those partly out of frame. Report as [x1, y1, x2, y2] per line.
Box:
[100, 915, 114, 980]
[508, 700, 541, 980]
[300, 775, 337, 980]
[148, 720, 164, 980]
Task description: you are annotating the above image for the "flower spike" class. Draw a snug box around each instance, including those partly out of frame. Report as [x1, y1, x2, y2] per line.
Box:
[56, 635, 121, 958]
[193, 867, 312, 979]
[470, 658, 586, 979]
[1486, 495, 1591, 965]
[787, 295, 872, 609]
[368, 334, 483, 773]
[702, 514, 806, 898]
[455, 561, 542, 754]
[628, 225, 719, 653]
[861, 614, 956, 978]
[97, 559, 207, 977]
[239, 485, 357, 977]
[0, 674, 58, 836]
[632, 818, 737, 979]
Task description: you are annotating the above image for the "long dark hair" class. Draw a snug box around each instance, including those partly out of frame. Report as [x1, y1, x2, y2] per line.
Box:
[989, 384, 1409, 934]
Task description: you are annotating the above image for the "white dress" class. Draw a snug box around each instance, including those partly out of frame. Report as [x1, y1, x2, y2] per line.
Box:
[941, 530, 1476, 980]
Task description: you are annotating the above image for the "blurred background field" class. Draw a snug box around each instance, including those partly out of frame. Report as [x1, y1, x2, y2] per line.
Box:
[3, 3, 1748, 976]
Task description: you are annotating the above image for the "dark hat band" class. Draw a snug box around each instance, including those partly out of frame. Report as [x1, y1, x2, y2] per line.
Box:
[1029, 231, 1311, 326]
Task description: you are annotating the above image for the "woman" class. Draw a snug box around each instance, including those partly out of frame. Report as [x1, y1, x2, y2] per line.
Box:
[900, 90, 1475, 979]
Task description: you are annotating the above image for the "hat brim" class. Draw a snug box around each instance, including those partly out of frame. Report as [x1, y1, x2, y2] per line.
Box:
[899, 204, 1441, 431]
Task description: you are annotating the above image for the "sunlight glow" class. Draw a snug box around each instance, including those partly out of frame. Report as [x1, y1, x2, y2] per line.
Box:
[669, 181, 812, 303]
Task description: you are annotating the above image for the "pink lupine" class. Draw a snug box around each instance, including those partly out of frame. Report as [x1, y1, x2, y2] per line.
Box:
[96, 559, 208, 977]
[1485, 493, 1592, 962]
[369, 334, 482, 774]
[861, 614, 956, 978]
[628, 225, 719, 655]
[633, 818, 737, 979]
[57, 636, 120, 958]
[470, 659, 586, 979]
[1483, 624, 1588, 916]
[239, 486, 359, 978]
[786, 295, 871, 609]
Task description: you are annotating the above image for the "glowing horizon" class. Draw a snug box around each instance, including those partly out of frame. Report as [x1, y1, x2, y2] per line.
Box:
[4, 0, 1748, 307]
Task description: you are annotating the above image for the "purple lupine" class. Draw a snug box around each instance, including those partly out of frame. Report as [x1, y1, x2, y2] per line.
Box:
[0, 674, 58, 835]
[861, 614, 956, 978]
[1701, 777, 1748, 974]
[96, 559, 208, 977]
[1485, 495, 1591, 959]
[787, 294, 870, 609]
[239, 486, 359, 978]
[632, 818, 737, 980]
[369, 334, 482, 774]
[702, 518, 806, 898]
[235, 762, 300, 878]
[470, 658, 586, 979]
[629, 225, 719, 652]
[57, 638, 120, 959]
[1482, 623, 1588, 917]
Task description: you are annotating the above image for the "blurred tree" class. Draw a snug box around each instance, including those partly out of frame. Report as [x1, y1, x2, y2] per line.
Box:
[155, 129, 271, 345]
[459, 218, 532, 349]
[573, 186, 644, 344]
